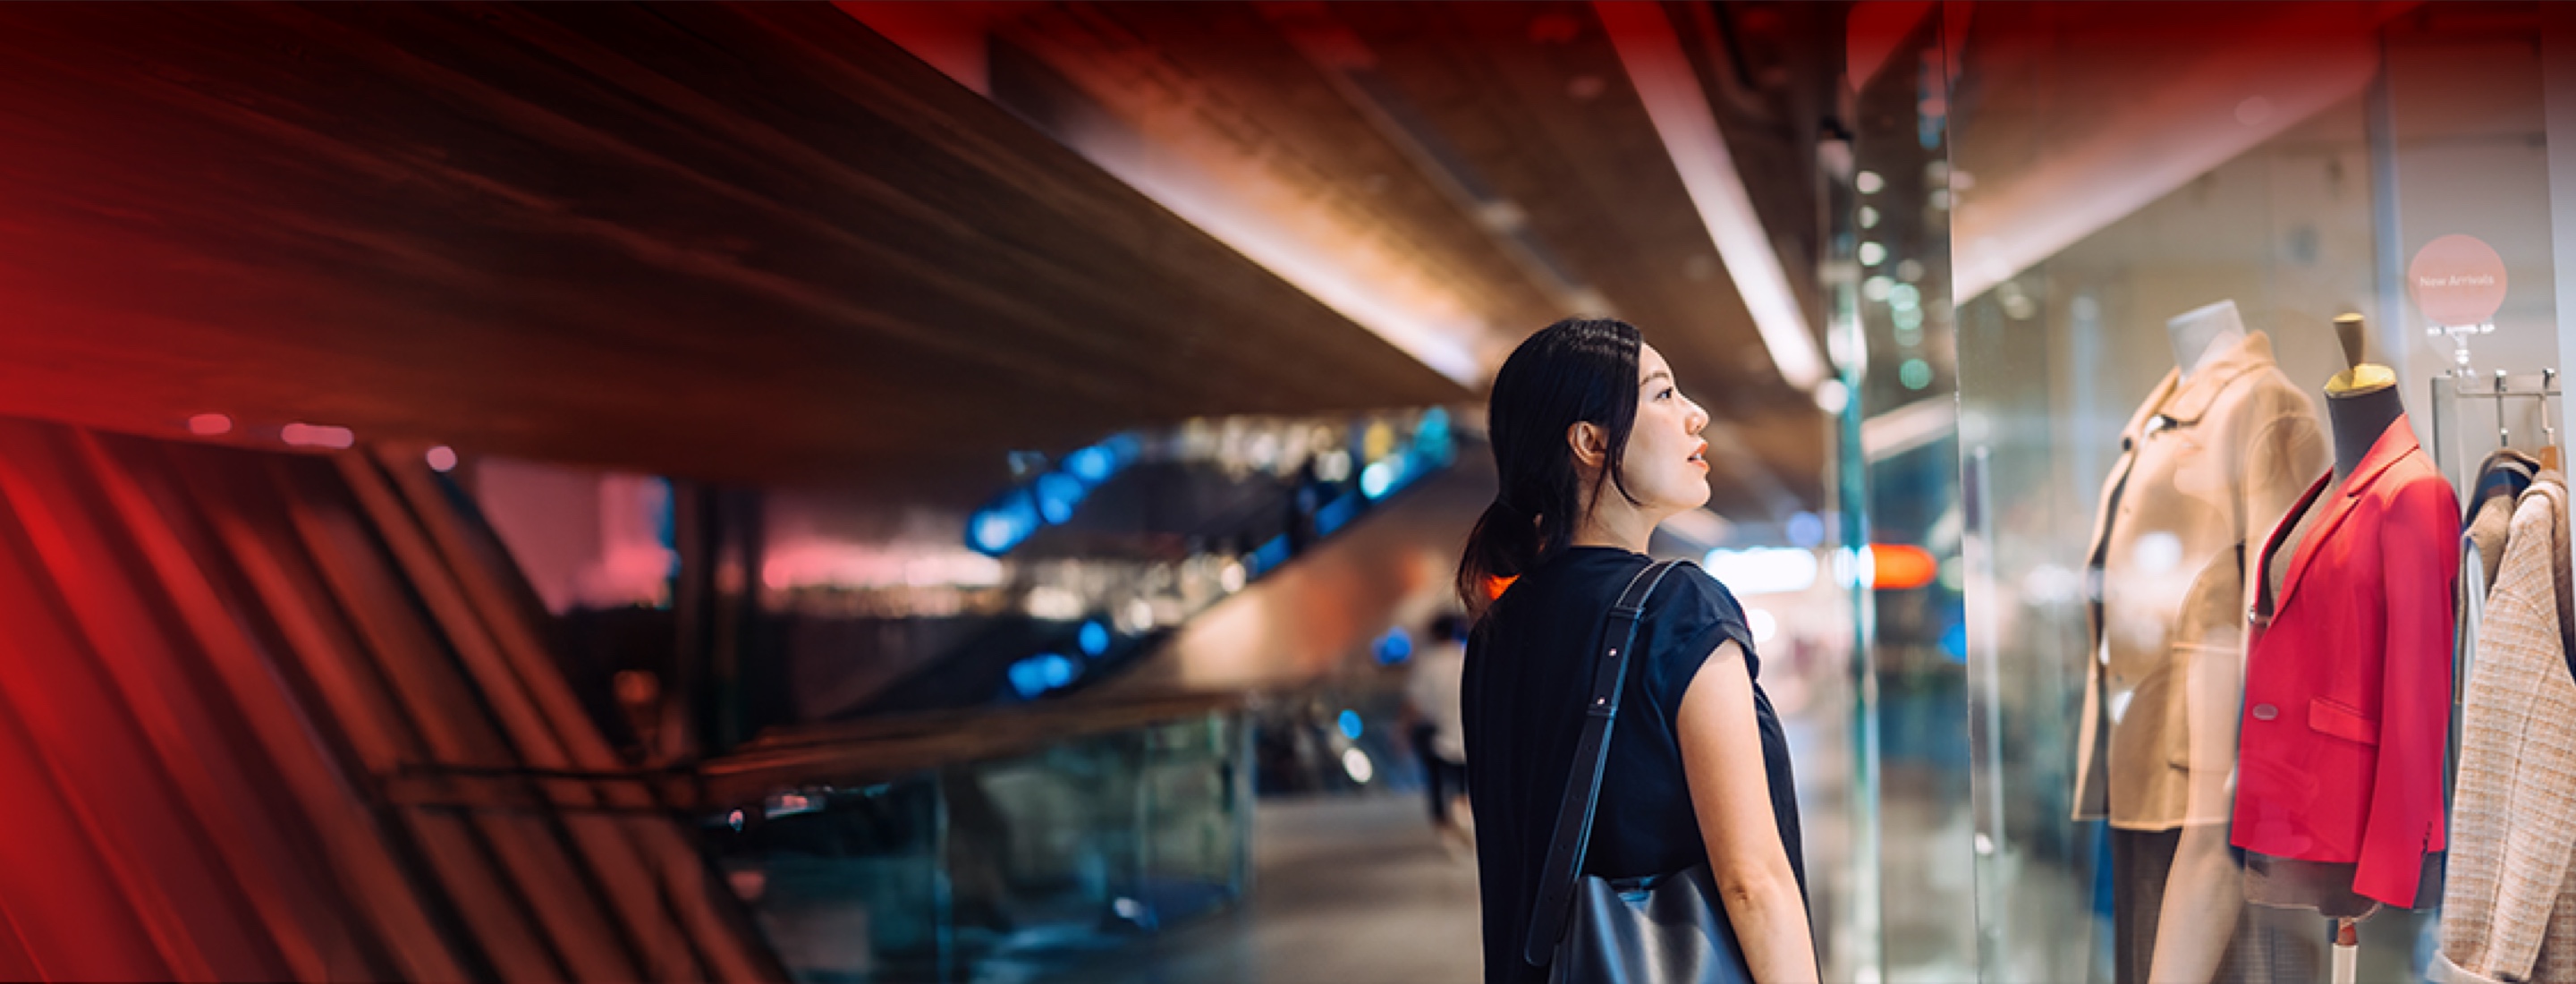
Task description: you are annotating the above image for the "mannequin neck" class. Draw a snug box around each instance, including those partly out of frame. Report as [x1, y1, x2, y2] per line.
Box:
[2327, 385, 2406, 484]
[2167, 301, 2248, 382]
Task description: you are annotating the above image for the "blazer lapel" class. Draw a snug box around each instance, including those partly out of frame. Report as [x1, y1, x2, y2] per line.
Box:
[2087, 370, 2177, 556]
[2255, 469, 2333, 622]
[2280, 418, 2419, 607]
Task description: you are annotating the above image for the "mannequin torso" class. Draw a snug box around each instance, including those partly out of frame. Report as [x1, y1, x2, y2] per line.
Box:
[2267, 384, 2405, 608]
[2327, 385, 2406, 486]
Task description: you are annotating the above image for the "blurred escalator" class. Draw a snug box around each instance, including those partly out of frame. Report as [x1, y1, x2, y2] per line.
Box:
[750, 410, 1465, 728]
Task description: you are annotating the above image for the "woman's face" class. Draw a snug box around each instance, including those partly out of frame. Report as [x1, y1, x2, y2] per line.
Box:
[1617, 343, 1713, 515]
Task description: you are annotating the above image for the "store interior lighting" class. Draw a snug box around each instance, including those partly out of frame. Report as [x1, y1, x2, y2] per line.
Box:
[1704, 547, 1821, 596]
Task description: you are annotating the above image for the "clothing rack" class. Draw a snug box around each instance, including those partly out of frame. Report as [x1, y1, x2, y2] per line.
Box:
[2439, 368, 2558, 759]
[2436, 396, 2576, 984]
[2457, 368, 2559, 451]
[2428, 369, 2561, 495]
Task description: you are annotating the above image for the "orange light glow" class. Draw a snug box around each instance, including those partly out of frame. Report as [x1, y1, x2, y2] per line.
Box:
[1485, 575, 1517, 600]
[1868, 544, 1938, 590]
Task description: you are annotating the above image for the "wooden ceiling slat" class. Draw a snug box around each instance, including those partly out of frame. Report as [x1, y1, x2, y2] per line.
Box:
[911, 0, 1831, 516]
[0, 3, 1460, 502]
[994, 2, 1564, 343]
[1320, 1, 1825, 513]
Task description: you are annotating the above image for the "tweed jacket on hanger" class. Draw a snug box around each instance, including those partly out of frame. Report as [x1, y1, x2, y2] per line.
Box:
[2441, 476, 2576, 984]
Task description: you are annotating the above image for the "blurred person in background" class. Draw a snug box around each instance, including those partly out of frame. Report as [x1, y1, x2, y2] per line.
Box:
[1405, 611, 1474, 852]
[1459, 318, 1815, 983]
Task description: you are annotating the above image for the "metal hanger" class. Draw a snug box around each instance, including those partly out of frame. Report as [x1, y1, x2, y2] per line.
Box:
[2499, 369, 2512, 450]
[2542, 368, 2562, 471]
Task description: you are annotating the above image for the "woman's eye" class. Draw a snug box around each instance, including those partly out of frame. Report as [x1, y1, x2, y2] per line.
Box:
[1657, 387, 1675, 400]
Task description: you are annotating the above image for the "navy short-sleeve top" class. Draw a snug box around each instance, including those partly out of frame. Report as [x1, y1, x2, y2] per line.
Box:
[1462, 547, 1806, 983]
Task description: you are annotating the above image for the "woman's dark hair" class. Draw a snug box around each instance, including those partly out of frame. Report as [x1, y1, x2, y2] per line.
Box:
[1456, 318, 1643, 616]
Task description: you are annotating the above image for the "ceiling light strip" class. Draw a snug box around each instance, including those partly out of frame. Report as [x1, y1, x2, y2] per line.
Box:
[1596, 0, 1828, 391]
[1860, 396, 1956, 462]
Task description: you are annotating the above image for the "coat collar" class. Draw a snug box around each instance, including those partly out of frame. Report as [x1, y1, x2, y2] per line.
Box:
[2117, 332, 2282, 452]
[2142, 330, 2281, 431]
[2527, 475, 2575, 666]
[2472, 448, 2541, 515]
[2118, 371, 2181, 448]
[2279, 414, 2420, 606]
[2339, 413, 2421, 498]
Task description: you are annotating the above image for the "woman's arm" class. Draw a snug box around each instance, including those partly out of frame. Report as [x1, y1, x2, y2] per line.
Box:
[1677, 640, 1818, 983]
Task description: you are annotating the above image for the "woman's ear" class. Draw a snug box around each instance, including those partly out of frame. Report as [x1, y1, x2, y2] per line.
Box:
[1565, 420, 1607, 470]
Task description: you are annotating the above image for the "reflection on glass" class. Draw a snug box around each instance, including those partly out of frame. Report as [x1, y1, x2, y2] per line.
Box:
[1944, 4, 2566, 982]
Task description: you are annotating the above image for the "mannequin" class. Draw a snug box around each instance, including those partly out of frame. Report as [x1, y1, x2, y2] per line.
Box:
[2326, 313, 2405, 482]
[2077, 299, 2331, 984]
[2143, 298, 2258, 984]
[2263, 315, 2408, 699]
[2170, 300, 2251, 384]
[2248, 315, 2427, 982]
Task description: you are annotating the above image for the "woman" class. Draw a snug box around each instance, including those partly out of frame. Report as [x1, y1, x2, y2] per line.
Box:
[1459, 318, 1815, 983]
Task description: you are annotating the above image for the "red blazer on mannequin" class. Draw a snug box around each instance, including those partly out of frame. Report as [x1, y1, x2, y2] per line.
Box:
[2233, 418, 2458, 908]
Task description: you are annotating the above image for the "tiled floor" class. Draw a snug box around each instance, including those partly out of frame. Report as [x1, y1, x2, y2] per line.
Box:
[1038, 793, 1484, 984]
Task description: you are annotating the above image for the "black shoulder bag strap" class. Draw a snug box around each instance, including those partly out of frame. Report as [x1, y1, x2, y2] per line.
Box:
[1523, 558, 1684, 966]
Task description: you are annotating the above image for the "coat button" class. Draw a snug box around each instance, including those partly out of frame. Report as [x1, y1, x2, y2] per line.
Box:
[2251, 704, 2278, 721]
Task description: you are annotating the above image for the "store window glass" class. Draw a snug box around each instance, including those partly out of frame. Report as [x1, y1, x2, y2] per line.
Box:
[1835, 5, 1971, 980]
[1936, 4, 2575, 982]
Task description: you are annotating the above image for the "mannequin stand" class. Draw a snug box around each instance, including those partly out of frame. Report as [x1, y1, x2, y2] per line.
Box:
[2332, 917, 2358, 984]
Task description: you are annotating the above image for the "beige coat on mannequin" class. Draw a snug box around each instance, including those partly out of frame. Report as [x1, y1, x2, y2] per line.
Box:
[2076, 327, 2327, 984]
[2074, 329, 2329, 829]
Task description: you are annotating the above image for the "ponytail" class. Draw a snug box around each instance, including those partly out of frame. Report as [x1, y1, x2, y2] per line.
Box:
[1456, 498, 1540, 617]
[1454, 318, 1643, 619]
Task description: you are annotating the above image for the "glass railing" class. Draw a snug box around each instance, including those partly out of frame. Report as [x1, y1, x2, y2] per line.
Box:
[703, 708, 1251, 983]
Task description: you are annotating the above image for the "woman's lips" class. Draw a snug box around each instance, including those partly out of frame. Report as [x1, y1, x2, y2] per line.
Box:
[1688, 441, 1708, 469]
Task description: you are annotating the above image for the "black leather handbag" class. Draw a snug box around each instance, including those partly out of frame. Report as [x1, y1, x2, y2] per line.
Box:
[1522, 559, 1753, 984]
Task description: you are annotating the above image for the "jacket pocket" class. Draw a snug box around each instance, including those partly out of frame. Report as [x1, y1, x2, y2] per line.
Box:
[2308, 697, 2379, 745]
[2163, 555, 2247, 773]
[2165, 642, 2242, 774]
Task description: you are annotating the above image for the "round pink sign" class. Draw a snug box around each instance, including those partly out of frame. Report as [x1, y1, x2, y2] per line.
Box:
[2409, 234, 2507, 327]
